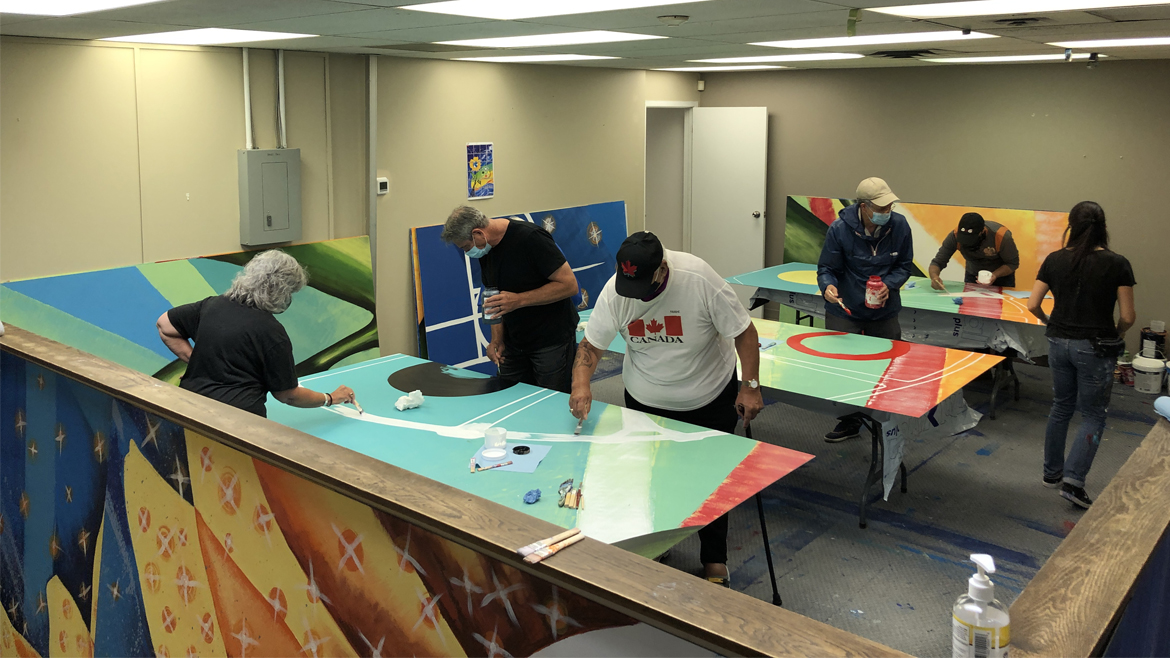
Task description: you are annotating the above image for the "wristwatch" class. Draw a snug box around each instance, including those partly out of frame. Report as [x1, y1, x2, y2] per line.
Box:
[743, 379, 759, 389]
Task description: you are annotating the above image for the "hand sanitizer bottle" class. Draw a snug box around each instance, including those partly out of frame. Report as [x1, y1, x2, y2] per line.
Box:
[952, 554, 1010, 658]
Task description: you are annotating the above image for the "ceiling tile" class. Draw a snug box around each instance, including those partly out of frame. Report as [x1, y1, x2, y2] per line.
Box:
[518, 0, 838, 30]
[228, 7, 483, 34]
[347, 20, 573, 42]
[0, 17, 194, 39]
[0, 13, 42, 25]
[81, 0, 363, 27]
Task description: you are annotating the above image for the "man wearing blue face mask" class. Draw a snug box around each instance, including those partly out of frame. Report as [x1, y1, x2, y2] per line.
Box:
[816, 177, 915, 442]
[441, 205, 580, 392]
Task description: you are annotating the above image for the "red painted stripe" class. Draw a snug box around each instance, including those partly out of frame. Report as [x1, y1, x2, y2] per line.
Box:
[959, 282, 1004, 319]
[682, 443, 812, 528]
[865, 341, 949, 417]
[809, 197, 837, 226]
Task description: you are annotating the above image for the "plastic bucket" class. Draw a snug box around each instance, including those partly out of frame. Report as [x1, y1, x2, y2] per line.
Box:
[1132, 356, 1165, 394]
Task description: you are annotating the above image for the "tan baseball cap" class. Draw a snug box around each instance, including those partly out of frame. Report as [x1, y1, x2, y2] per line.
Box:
[856, 177, 899, 207]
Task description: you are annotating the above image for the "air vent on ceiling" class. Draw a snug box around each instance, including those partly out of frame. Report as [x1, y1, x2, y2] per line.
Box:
[870, 48, 937, 59]
[372, 43, 481, 52]
[992, 16, 1051, 27]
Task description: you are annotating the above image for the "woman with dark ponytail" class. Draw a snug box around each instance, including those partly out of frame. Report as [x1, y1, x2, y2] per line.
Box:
[1027, 201, 1136, 509]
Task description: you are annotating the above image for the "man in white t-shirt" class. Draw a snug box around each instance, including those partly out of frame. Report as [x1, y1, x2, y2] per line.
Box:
[569, 231, 764, 588]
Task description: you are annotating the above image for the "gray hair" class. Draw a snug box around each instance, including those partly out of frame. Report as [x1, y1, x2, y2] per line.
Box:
[440, 205, 489, 244]
[225, 250, 307, 314]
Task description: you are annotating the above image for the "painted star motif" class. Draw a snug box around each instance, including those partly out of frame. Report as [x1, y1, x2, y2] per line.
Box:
[15, 409, 26, 437]
[412, 590, 447, 647]
[358, 632, 385, 658]
[78, 582, 91, 602]
[108, 580, 122, 602]
[175, 564, 202, 606]
[298, 560, 331, 606]
[93, 432, 107, 463]
[219, 472, 240, 514]
[169, 456, 190, 499]
[473, 624, 513, 658]
[65, 486, 73, 503]
[531, 587, 581, 640]
[198, 447, 214, 483]
[77, 528, 91, 556]
[142, 418, 161, 450]
[394, 527, 426, 577]
[35, 591, 46, 615]
[156, 526, 176, 559]
[481, 570, 523, 626]
[6, 598, 18, 617]
[223, 532, 234, 558]
[19, 492, 30, 519]
[254, 504, 276, 548]
[143, 564, 162, 593]
[299, 623, 331, 658]
[199, 614, 215, 644]
[27, 440, 38, 459]
[331, 523, 364, 573]
[49, 531, 62, 560]
[449, 566, 484, 615]
[55, 424, 67, 454]
[266, 588, 287, 622]
[231, 618, 260, 658]
[36, 373, 45, 390]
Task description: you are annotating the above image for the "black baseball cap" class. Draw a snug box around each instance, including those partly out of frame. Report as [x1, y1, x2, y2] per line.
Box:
[614, 231, 664, 299]
[956, 213, 985, 247]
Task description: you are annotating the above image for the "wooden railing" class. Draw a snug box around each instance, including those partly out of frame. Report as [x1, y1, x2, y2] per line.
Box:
[0, 325, 906, 658]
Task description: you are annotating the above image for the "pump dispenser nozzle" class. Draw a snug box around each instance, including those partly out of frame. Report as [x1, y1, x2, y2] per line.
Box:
[968, 554, 996, 602]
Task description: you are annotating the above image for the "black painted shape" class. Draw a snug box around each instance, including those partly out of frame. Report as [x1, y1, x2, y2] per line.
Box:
[387, 362, 518, 397]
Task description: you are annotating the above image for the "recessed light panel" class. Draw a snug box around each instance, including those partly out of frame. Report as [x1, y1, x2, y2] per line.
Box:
[656, 66, 786, 71]
[753, 31, 997, 49]
[456, 54, 619, 62]
[101, 28, 317, 45]
[438, 31, 665, 48]
[923, 53, 1100, 62]
[870, 0, 1170, 19]
[0, 0, 166, 16]
[403, 0, 711, 20]
[1048, 36, 1170, 47]
[691, 53, 865, 64]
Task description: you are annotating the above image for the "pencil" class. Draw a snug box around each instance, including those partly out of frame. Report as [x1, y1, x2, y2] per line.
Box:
[516, 528, 581, 557]
[523, 531, 587, 564]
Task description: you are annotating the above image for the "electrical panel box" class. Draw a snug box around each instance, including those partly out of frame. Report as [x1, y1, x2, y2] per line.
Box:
[238, 148, 301, 246]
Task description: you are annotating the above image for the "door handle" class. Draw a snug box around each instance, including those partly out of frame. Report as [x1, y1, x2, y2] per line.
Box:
[752, 211, 762, 219]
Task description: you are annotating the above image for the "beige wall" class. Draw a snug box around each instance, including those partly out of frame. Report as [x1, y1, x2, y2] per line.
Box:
[645, 107, 687, 251]
[372, 61, 699, 356]
[699, 60, 1170, 341]
[0, 37, 367, 280]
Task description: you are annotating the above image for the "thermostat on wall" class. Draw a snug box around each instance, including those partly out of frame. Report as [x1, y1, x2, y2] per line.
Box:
[377, 177, 389, 196]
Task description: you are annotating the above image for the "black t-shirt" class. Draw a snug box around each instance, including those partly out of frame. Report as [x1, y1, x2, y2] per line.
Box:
[167, 296, 298, 417]
[1036, 249, 1136, 340]
[479, 220, 579, 350]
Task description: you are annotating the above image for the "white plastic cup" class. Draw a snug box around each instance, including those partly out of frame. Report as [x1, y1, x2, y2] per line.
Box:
[977, 270, 993, 285]
[482, 427, 507, 461]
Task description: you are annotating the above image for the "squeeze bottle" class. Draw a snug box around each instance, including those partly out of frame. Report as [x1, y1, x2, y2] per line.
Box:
[865, 276, 885, 309]
[952, 554, 1010, 658]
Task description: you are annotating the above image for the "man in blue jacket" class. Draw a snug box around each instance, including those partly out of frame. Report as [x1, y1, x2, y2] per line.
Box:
[817, 177, 915, 442]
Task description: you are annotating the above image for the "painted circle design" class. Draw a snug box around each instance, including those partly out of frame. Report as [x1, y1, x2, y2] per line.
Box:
[786, 331, 910, 361]
[777, 270, 819, 286]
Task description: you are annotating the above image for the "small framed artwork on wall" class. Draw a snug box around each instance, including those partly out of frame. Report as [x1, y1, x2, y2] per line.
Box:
[467, 142, 494, 199]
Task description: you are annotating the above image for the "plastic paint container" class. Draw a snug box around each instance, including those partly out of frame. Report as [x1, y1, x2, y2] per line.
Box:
[1140, 321, 1165, 359]
[1118, 353, 1135, 387]
[1133, 356, 1165, 394]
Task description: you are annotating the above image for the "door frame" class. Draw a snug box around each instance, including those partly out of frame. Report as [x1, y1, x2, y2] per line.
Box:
[645, 100, 697, 252]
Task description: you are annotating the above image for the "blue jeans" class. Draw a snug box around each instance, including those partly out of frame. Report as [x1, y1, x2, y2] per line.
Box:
[1043, 338, 1116, 488]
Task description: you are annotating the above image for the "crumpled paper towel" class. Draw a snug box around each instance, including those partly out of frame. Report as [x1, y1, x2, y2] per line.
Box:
[395, 390, 425, 411]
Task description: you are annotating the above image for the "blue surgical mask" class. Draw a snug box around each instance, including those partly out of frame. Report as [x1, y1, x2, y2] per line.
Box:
[870, 211, 892, 226]
[466, 233, 492, 259]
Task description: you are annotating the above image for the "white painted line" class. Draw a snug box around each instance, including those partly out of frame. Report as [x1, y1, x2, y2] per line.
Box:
[299, 354, 410, 382]
[458, 389, 547, 426]
[488, 391, 560, 427]
[425, 314, 479, 332]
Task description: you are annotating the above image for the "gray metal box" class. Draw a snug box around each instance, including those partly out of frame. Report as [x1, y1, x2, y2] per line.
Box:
[238, 148, 301, 246]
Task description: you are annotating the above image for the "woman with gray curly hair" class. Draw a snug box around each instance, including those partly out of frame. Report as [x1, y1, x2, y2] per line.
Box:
[156, 250, 354, 417]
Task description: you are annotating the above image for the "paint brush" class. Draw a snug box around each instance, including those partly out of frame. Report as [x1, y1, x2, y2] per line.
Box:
[476, 460, 513, 472]
[837, 299, 853, 316]
[523, 531, 587, 564]
[573, 417, 584, 436]
[351, 396, 364, 414]
[469, 458, 477, 474]
[517, 528, 580, 557]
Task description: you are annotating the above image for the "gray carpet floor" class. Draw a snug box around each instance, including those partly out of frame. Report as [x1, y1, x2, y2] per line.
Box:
[589, 354, 1161, 657]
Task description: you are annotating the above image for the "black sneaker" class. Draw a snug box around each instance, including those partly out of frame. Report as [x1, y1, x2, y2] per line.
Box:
[1061, 483, 1093, 509]
[825, 418, 862, 443]
[1043, 474, 1062, 489]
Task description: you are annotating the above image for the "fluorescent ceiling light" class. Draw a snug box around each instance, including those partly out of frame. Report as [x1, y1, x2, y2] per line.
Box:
[924, 53, 1101, 62]
[1048, 36, 1170, 47]
[438, 31, 664, 48]
[691, 53, 864, 63]
[403, 0, 710, 20]
[656, 66, 786, 71]
[753, 31, 997, 49]
[457, 54, 618, 62]
[870, 0, 1170, 19]
[101, 28, 317, 45]
[0, 0, 165, 15]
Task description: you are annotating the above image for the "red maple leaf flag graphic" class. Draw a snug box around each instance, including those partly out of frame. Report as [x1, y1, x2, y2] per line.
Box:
[627, 319, 645, 336]
[646, 319, 665, 334]
[621, 260, 638, 277]
[664, 316, 683, 336]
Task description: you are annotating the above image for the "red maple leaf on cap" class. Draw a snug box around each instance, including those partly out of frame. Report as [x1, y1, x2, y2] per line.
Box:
[646, 319, 664, 334]
[621, 260, 637, 277]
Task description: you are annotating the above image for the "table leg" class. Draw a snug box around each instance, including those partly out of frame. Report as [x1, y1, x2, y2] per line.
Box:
[794, 311, 816, 327]
[858, 415, 882, 530]
[745, 425, 783, 607]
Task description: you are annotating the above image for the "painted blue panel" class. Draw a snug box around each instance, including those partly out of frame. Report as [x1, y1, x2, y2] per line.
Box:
[5, 268, 176, 360]
[187, 257, 242, 295]
[22, 363, 56, 656]
[0, 352, 28, 631]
